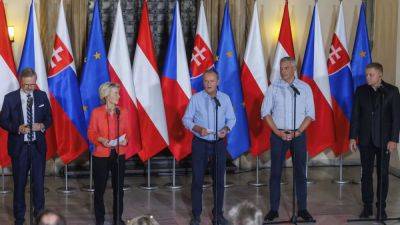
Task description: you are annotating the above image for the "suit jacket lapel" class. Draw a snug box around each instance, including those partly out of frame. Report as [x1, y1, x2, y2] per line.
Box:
[33, 90, 39, 123]
[17, 90, 24, 125]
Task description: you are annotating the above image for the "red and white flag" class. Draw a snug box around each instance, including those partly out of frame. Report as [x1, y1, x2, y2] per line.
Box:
[241, 2, 270, 156]
[132, 1, 169, 161]
[189, 0, 214, 92]
[0, 0, 19, 167]
[270, 0, 295, 83]
[108, 0, 141, 159]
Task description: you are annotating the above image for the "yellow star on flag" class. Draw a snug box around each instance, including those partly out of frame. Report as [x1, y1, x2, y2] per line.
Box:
[226, 51, 233, 58]
[359, 51, 366, 58]
[94, 52, 101, 59]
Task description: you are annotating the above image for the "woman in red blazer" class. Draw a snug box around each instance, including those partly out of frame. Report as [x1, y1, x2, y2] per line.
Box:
[88, 82, 132, 225]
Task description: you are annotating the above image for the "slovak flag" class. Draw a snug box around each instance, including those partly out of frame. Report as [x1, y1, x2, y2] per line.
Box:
[300, 3, 335, 157]
[132, 1, 169, 161]
[189, 0, 214, 92]
[47, 0, 88, 165]
[0, 0, 19, 167]
[327, 2, 354, 156]
[241, 1, 270, 156]
[161, 1, 193, 161]
[108, 0, 141, 159]
[18, 1, 57, 160]
[270, 0, 296, 83]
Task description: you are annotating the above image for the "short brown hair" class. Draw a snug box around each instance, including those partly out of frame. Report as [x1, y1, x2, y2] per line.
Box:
[366, 62, 383, 74]
[19, 68, 37, 79]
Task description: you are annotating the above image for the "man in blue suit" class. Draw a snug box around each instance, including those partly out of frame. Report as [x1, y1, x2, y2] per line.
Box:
[0, 68, 52, 225]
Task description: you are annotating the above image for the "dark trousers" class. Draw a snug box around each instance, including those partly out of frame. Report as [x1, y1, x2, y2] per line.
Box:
[12, 143, 46, 225]
[191, 137, 226, 219]
[93, 151, 126, 224]
[269, 133, 307, 211]
[359, 144, 390, 210]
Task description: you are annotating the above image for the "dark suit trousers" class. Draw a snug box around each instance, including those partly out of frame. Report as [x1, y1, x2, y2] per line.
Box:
[191, 137, 226, 219]
[359, 144, 390, 209]
[269, 133, 307, 211]
[93, 152, 125, 224]
[12, 143, 46, 225]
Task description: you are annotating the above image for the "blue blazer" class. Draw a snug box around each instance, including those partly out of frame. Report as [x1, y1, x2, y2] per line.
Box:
[0, 89, 52, 158]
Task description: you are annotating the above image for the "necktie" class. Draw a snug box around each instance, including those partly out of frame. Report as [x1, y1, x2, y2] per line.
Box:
[27, 94, 33, 141]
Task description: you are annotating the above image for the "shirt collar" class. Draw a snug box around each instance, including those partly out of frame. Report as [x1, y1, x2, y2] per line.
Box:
[20, 89, 33, 97]
[201, 90, 220, 99]
[277, 76, 299, 87]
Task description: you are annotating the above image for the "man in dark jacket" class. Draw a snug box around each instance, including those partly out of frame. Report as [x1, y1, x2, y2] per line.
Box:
[350, 62, 400, 220]
[0, 68, 52, 225]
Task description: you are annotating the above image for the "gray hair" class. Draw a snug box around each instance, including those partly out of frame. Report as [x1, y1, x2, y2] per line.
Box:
[228, 201, 263, 225]
[203, 69, 219, 80]
[280, 56, 296, 67]
[98, 82, 120, 104]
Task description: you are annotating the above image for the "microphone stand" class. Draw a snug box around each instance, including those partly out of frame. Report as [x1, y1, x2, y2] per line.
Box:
[266, 84, 315, 224]
[347, 86, 400, 224]
[116, 108, 121, 225]
[213, 96, 220, 225]
[27, 96, 34, 225]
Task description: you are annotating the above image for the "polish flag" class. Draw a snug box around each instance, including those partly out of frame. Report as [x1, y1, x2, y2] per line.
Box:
[0, 0, 19, 167]
[241, 2, 270, 156]
[108, 0, 141, 159]
[270, 0, 295, 83]
[132, 1, 169, 161]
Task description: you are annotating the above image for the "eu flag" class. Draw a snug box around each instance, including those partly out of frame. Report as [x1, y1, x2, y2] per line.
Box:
[215, 1, 250, 159]
[350, 2, 371, 90]
[80, 0, 110, 151]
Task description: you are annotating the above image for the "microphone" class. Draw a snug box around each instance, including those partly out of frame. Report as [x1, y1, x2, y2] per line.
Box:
[290, 84, 300, 95]
[115, 107, 120, 116]
[213, 97, 221, 107]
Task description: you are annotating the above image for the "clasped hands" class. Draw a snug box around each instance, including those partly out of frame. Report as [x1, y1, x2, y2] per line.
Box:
[18, 123, 44, 134]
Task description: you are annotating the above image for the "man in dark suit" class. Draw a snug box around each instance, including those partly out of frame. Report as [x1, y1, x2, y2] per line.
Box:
[350, 62, 400, 220]
[0, 68, 52, 225]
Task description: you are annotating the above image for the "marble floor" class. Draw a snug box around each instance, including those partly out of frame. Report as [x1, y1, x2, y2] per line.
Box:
[1, 166, 400, 225]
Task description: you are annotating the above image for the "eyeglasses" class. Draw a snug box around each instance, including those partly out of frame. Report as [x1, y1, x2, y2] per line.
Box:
[22, 84, 36, 88]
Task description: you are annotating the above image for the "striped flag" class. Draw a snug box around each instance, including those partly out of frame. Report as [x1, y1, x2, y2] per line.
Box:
[108, 0, 141, 159]
[300, 3, 335, 157]
[47, 0, 88, 164]
[132, 1, 169, 161]
[270, 0, 295, 83]
[161, 1, 192, 161]
[241, 1, 270, 156]
[18, 1, 57, 160]
[189, 0, 214, 93]
[0, 0, 19, 167]
[327, 2, 354, 156]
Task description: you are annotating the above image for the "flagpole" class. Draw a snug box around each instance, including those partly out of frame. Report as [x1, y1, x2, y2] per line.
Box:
[81, 154, 94, 192]
[165, 157, 182, 190]
[248, 156, 267, 187]
[333, 154, 349, 184]
[306, 154, 315, 184]
[57, 164, 76, 194]
[0, 167, 11, 194]
[139, 159, 158, 190]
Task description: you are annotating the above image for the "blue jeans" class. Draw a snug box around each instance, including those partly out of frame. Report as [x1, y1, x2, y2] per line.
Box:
[269, 133, 307, 211]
